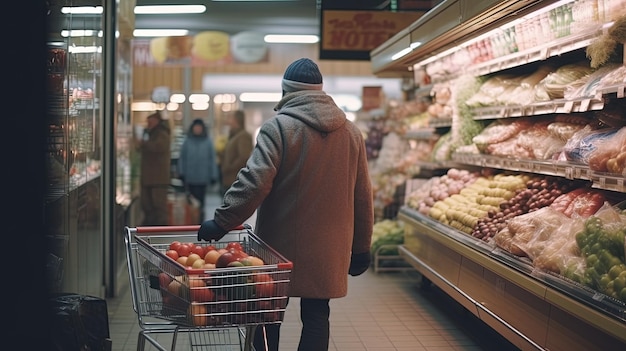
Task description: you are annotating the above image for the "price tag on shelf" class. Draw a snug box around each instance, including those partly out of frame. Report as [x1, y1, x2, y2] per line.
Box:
[564, 167, 574, 179]
[563, 101, 574, 113]
[574, 167, 582, 178]
[618, 85, 625, 99]
[540, 47, 549, 60]
[580, 99, 590, 111]
[617, 178, 624, 192]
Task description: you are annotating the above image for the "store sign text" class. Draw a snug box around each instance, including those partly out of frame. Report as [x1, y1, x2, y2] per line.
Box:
[322, 10, 423, 51]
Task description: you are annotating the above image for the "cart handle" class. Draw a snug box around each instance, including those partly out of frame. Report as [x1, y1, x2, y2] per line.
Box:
[134, 224, 246, 233]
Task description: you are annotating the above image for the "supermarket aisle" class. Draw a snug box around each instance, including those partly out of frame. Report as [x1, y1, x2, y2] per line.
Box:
[107, 191, 519, 351]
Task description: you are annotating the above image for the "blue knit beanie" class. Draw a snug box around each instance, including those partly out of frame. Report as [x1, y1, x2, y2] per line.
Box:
[282, 58, 323, 93]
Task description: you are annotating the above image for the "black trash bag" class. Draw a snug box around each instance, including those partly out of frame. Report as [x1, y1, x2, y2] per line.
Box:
[50, 293, 111, 351]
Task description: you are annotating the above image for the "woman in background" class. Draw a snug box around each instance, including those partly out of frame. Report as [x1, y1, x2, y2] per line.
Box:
[177, 118, 219, 221]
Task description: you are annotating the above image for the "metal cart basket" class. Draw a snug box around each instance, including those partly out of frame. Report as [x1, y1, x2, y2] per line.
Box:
[124, 225, 293, 351]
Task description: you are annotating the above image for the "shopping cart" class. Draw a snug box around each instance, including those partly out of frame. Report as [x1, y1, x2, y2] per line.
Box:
[124, 225, 293, 351]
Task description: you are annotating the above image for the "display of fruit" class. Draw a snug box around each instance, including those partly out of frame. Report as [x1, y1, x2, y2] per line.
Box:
[472, 176, 580, 240]
[370, 219, 404, 257]
[405, 168, 480, 215]
[573, 214, 626, 302]
[428, 173, 529, 235]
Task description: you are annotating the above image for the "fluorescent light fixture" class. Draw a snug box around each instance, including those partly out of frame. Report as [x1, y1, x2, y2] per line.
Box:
[132, 102, 160, 111]
[391, 47, 412, 61]
[133, 29, 189, 37]
[189, 94, 210, 103]
[213, 94, 237, 104]
[134, 5, 206, 14]
[68, 46, 102, 54]
[170, 94, 186, 103]
[239, 92, 282, 102]
[264, 34, 319, 44]
[410, 41, 422, 49]
[167, 102, 179, 111]
[61, 30, 102, 37]
[61, 6, 103, 14]
[192, 102, 210, 110]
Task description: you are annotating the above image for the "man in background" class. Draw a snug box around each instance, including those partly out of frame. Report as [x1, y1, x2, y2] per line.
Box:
[136, 111, 171, 225]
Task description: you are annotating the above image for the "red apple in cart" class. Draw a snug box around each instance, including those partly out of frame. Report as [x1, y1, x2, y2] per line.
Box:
[165, 250, 179, 261]
[216, 251, 239, 268]
[226, 242, 244, 252]
[191, 245, 205, 257]
[253, 273, 275, 297]
[189, 278, 214, 302]
[159, 273, 172, 290]
[177, 243, 192, 257]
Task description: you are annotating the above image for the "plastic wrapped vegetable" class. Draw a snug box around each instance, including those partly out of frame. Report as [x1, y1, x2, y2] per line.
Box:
[587, 126, 626, 174]
[562, 125, 619, 165]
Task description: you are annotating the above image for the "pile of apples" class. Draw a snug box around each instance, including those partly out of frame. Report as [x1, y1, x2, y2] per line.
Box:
[157, 240, 282, 326]
[164, 240, 266, 270]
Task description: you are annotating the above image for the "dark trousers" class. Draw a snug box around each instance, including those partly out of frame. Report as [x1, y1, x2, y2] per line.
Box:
[140, 185, 168, 225]
[253, 298, 330, 351]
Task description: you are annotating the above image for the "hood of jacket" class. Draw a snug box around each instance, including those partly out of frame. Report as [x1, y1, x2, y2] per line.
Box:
[273, 90, 346, 134]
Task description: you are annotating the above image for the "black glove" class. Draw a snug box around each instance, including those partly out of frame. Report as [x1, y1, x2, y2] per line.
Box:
[349, 252, 371, 276]
[198, 219, 228, 242]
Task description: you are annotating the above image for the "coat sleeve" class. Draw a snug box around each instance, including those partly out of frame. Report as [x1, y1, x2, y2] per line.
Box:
[215, 123, 280, 230]
[352, 133, 374, 255]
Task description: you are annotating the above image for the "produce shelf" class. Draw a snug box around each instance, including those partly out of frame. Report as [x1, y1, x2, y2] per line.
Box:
[398, 207, 626, 350]
[451, 153, 626, 192]
[469, 98, 605, 120]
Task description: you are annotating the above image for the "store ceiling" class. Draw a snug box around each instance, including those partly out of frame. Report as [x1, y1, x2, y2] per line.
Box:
[133, 0, 321, 37]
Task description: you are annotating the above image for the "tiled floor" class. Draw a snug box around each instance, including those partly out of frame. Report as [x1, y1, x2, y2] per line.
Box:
[106, 190, 520, 351]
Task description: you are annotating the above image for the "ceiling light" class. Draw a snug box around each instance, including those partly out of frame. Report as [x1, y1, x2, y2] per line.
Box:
[68, 46, 102, 54]
[239, 92, 282, 102]
[134, 5, 206, 14]
[192, 102, 210, 110]
[189, 94, 210, 103]
[61, 6, 103, 14]
[391, 47, 412, 61]
[264, 34, 319, 44]
[170, 94, 186, 103]
[133, 29, 189, 37]
[61, 30, 102, 38]
[213, 94, 237, 104]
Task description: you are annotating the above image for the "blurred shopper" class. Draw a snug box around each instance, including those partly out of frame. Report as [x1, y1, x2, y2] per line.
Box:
[197, 58, 374, 351]
[136, 111, 171, 225]
[219, 109, 253, 195]
[177, 118, 219, 221]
